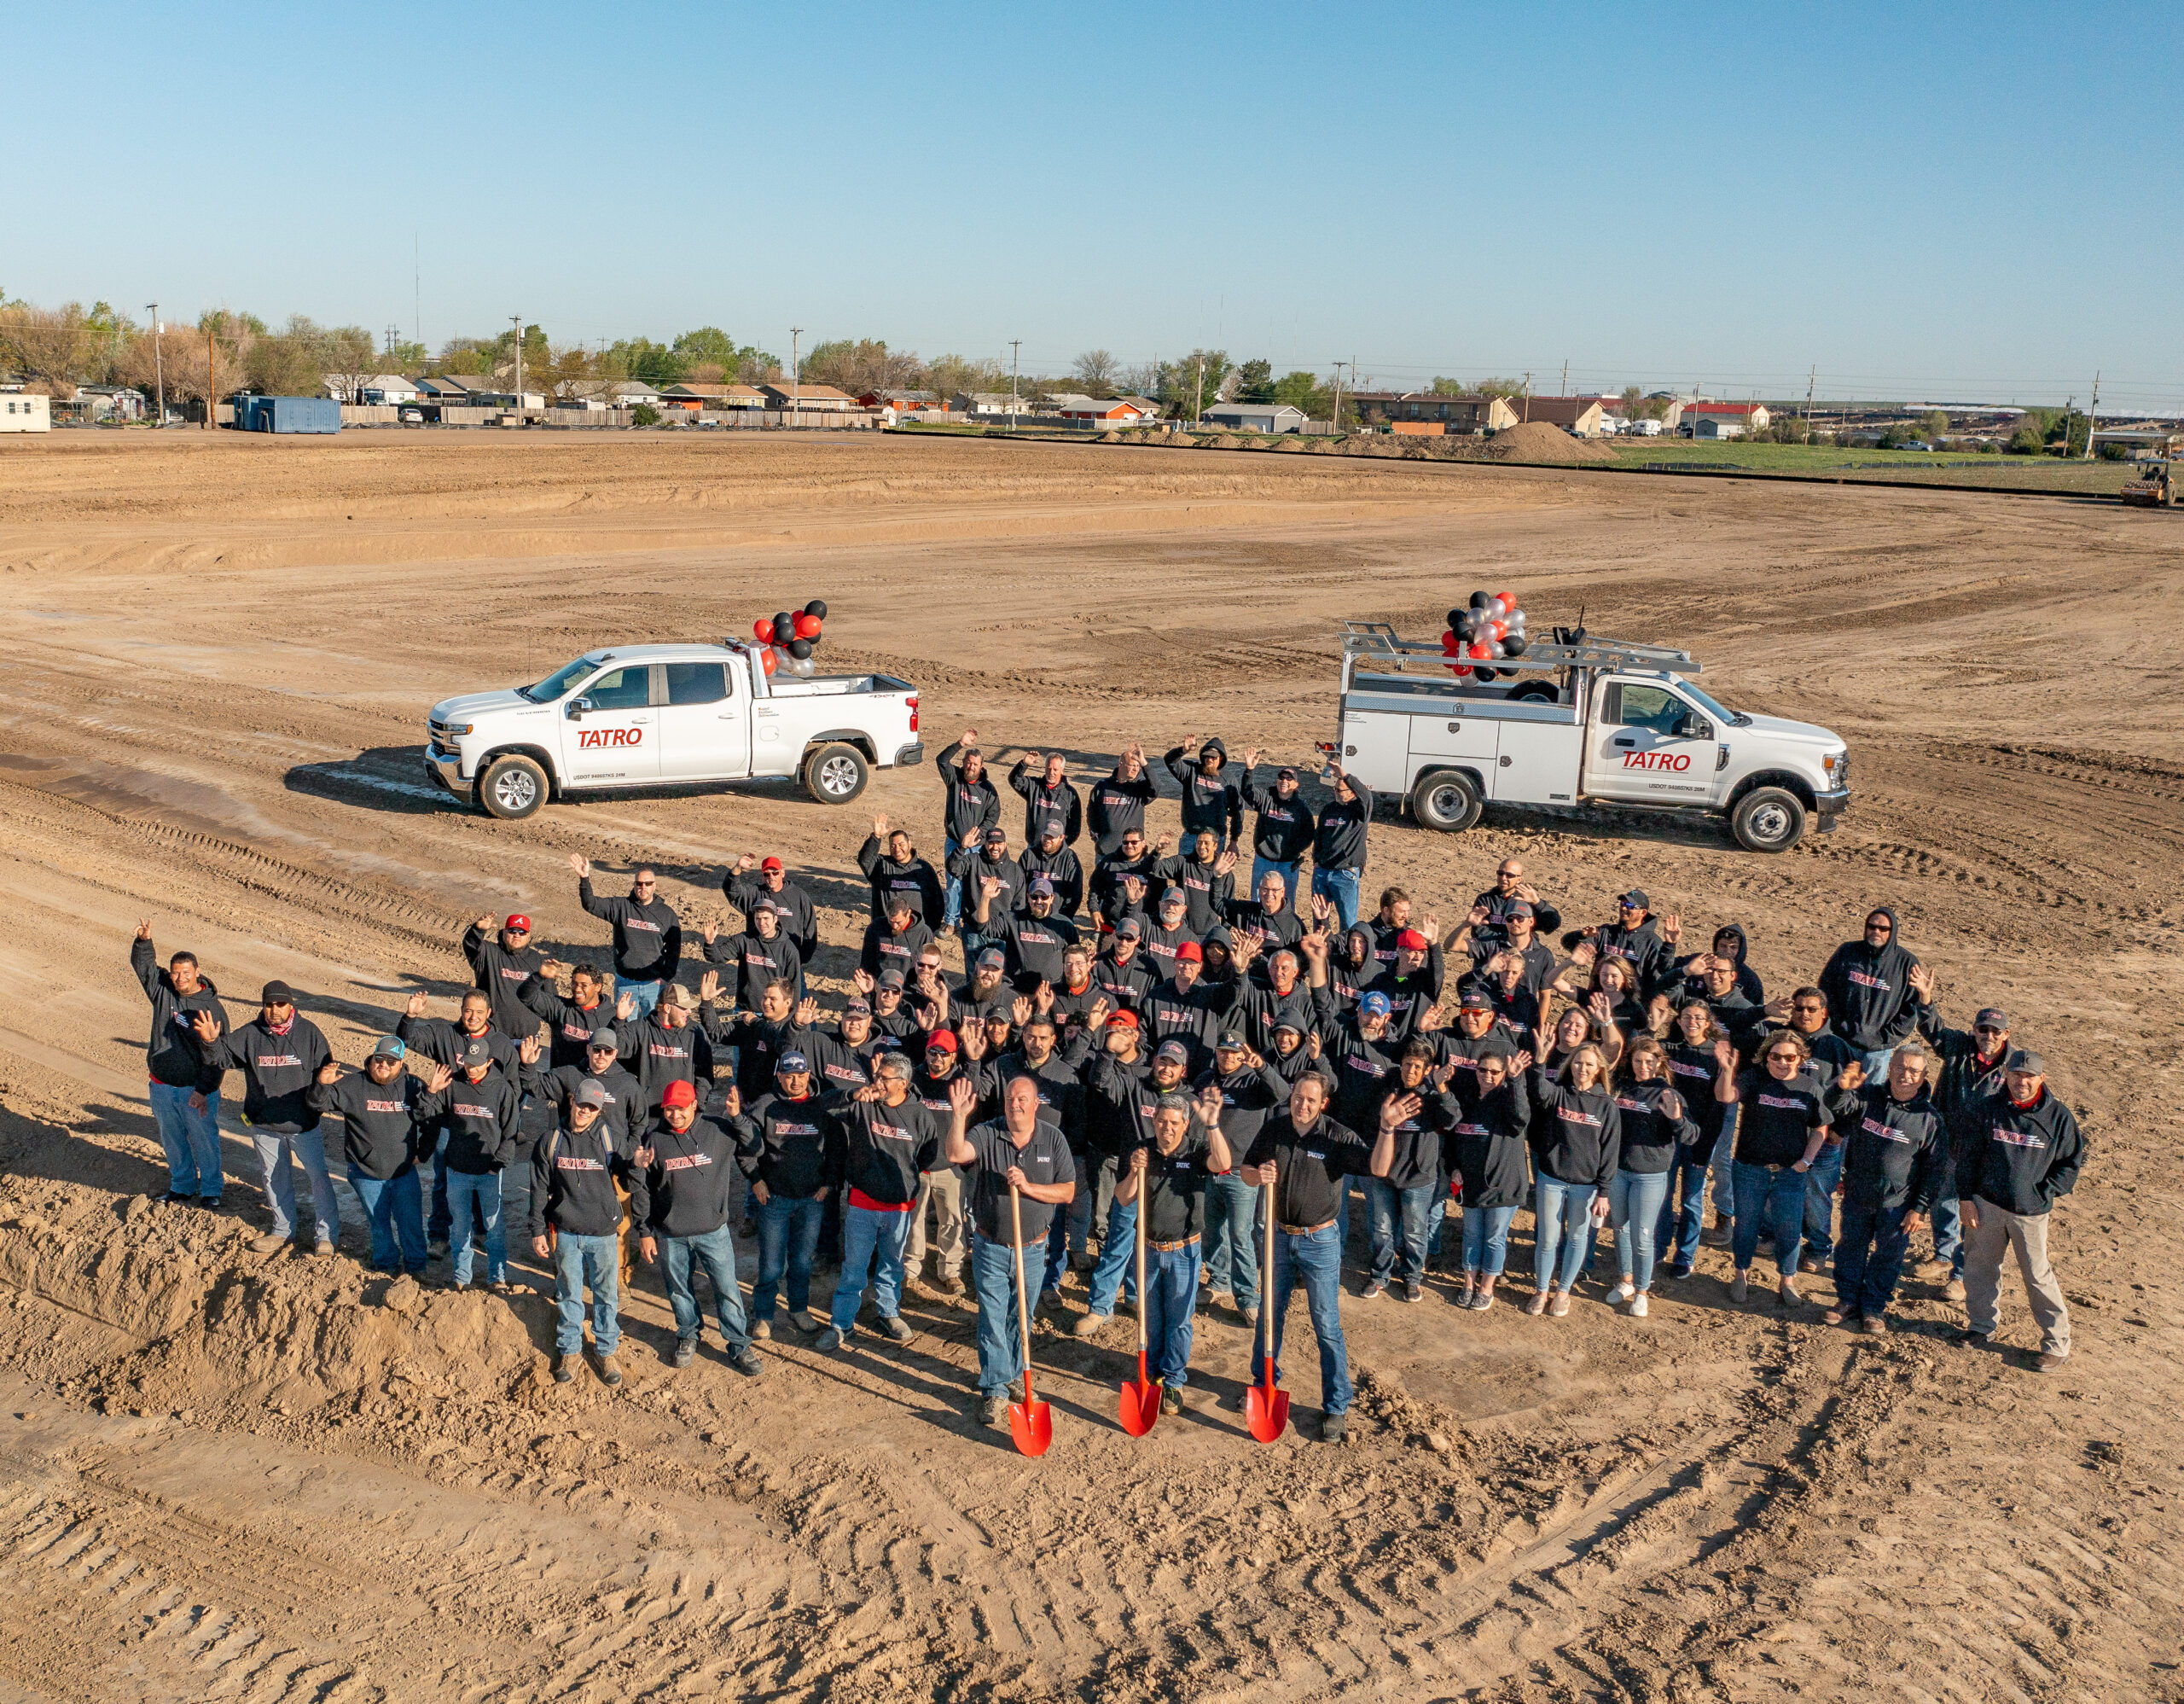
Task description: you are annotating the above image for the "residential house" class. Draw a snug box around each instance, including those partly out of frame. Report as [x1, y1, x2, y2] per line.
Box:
[950, 391, 1025, 416]
[758, 381, 857, 412]
[357, 375, 421, 405]
[412, 376, 474, 403]
[1680, 402, 1769, 439]
[661, 382, 768, 410]
[1047, 393, 1158, 424]
[1506, 395, 1607, 437]
[1348, 391, 1518, 433]
[66, 384, 147, 423]
[1202, 401, 1308, 433]
[856, 388, 943, 410]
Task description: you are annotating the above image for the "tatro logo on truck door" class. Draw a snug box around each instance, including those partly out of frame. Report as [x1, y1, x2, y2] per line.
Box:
[577, 728, 643, 749]
[1622, 750, 1691, 771]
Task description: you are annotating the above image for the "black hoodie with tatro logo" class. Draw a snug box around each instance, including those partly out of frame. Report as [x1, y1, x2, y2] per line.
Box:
[737, 1089, 835, 1200]
[1008, 758, 1083, 846]
[519, 974, 619, 1070]
[1240, 769, 1316, 863]
[305, 1069, 430, 1179]
[1817, 907, 1925, 1051]
[1164, 742, 1244, 842]
[1087, 765, 1159, 858]
[1957, 1087, 2085, 1218]
[201, 1015, 334, 1134]
[526, 1115, 634, 1240]
[418, 1067, 525, 1174]
[1829, 1080, 1947, 1216]
[578, 877, 682, 985]
[629, 1109, 758, 1237]
[856, 836, 946, 928]
[462, 924, 548, 1038]
[935, 742, 1003, 846]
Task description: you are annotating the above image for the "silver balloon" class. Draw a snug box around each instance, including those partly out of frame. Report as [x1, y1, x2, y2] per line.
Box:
[787, 653, 817, 677]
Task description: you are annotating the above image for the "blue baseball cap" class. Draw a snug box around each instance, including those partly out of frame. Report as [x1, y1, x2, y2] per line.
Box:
[1360, 992, 1392, 1017]
[778, 1050, 810, 1073]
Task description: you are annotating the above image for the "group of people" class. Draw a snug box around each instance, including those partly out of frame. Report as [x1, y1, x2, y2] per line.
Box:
[129, 728, 2086, 1441]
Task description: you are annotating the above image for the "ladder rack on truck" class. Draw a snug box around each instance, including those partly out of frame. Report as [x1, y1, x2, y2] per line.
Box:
[1339, 620, 1701, 690]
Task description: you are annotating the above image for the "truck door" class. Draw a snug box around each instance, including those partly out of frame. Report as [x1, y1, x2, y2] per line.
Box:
[655, 659, 751, 780]
[560, 663, 661, 782]
[1583, 678, 1715, 805]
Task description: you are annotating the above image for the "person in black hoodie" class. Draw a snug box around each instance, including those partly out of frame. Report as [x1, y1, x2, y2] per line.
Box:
[1912, 970, 2013, 1294]
[1306, 763, 1374, 934]
[1525, 1041, 1621, 1316]
[1152, 830, 1239, 937]
[1239, 751, 1316, 913]
[817, 1051, 944, 1348]
[1564, 890, 1673, 998]
[1714, 1028, 1833, 1307]
[724, 852, 821, 963]
[705, 904, 802, 1014]
[1008, 749, 1083, 846]
[857, 815, 946, 929]
[1664, 921, 1763, 1006]
[1362, 1041, 1457, 1302]
[950, 828, 1023, 957]
[1955, 1049, 2083, 1370]
[570, 854, 682, 1018]
[194, 983, 337, 1256]
[415, 1035, 532, 1290]
[738, 1052, 834, 1336]
[1446, 1050, 1531, 1309]
[1658, 1001, 1734, 1277]
[1087, 741, 1159, 858]
[527, 1080, 636, 1386]
[1018, 822, 1086, 919]
[520, 959, 618, 1069]
[462, 912, 546, 1038]
[1603, 1036, 1697, 1315]
[131, 922, 227, 1207]
[307, 1035, 431, 1277]
[631, 1079, 763, 1373]
[1816, 905, 1926, 1079]
[1822, 1044, 1945, 1332]
[935, 730, 1003, 933]
[1165, 736, 1244, 849]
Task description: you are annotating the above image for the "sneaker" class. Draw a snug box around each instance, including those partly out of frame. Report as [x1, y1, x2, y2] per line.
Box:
[788, 1309, 821, 1335]
[1318, 1412, 1348, 1445]
[730, 1346, 764, 1376]
[751, 1318, 773, 1341]
[1629, 1292, 1649, 1317]
[2035, 1350, 2067, 1372]
[1608, 1278, 1635, 1304]
[489, 1280, 514, 1295]
[1798, 1253, 1827, 1276]
[1240, 1309, 1258, 1332]
[159, 1190, 192, 1205]
[1471, 1290, 1495, 1313]
[197, 1196, 225, 1212]
[1729, 1271, 1748, 1302]
[1007, 1379, 1024, 1403]
[1862, 1315, 1889, 1335]
[1779, 1278, 1803, 1306]
[935, 1272, 967, 1297]
[1402, 1280, 1421, 1304]
[1525, 1291, 1550, 1317]
[1455, 1277, 1476, 1307]
[551, 1354, 575, 1384]
[1359, 1282, 1385, 1301]
[815, 1326, 843, 1351]
[1160, 1384, 1182, 1416]
[1943, 1278, 1967, 1303]
[670, 1338, 696, 1369]
[595, 1353, 623, 1387]
[314, 1237, 336, 1257]
[1548, 1290, 1571, 1318]
[979, 1391, 1006, 1426]
[880, 1315, 914, 1344]
[1664, 1260, 1694, 1281]
[1072, 1311, 1112, 1339]
[250, 1231, 288, 1254]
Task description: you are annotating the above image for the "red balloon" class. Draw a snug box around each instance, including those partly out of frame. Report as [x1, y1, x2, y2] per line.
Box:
[1467, 641, 1493, 660]
[1440, 629, 1460, 652]
[1495, 590, 1517, 614]
[793, 611, 822, 640]
[758, 646, 779, 676]
[752, 618, 773, 642]
[1447, 660, 1473, 677]
[1484, 618, 1507, 642]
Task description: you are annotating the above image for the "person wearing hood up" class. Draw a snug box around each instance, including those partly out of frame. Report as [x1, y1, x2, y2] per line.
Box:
[1665, 921, 1764, 1006]
[1817, 905, 1927, 1079]
[1165, 736, 1243, 851]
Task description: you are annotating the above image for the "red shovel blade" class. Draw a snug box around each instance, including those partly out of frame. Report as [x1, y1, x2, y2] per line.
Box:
[1118, 1351, 1160, 1437]
[1246, 1376, 1290, 1444]
[1008, 1396, 1053, 1457]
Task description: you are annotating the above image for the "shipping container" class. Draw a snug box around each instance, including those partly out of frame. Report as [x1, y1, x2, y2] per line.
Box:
[230, 395, 341, 434]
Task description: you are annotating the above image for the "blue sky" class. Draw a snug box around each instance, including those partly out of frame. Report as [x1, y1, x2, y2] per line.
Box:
[12, 3, 2181, 405]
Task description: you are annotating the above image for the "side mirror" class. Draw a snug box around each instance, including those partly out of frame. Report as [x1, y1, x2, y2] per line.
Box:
[565, 697, 593, 720]
[1682, 715, 1712, 741]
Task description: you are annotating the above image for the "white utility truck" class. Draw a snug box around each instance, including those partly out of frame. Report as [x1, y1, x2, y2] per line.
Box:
[425, 641, 922, 819]
[1329, 621, 1849, 852]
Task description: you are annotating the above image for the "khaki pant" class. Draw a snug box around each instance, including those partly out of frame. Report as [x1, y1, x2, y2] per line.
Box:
[1963, 1200, 2070, 1357]
[909, 1167, 965, 1281]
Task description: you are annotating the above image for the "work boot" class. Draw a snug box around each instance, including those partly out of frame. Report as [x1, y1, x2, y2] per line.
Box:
[788, 1309, 820, 1335]
[1729, 1270, 1748, 1302]
[1072, 1311, 1112, 1339]
[551, 1354, 575, 1383]
[1007, 1378, 1024, 1403]
[730, 1346, 763, 1376]
[815, 1326, 844, 1350]
[670, 1337, 696, 1369]
[1862, 1314, 1889, 1335]
[1912, 1258, 1950, 1281]
[2035, 1350, 2067, 1372]
[979, 1390, 1007, 1427]
[1951, 1328, 1989, 1349]
[595, 1352, 623, 1387]
[428, 1238, 450, 1259]
[1160, 1383, 1182, 1416]
[880, 1315, 914, 1344]
[1318, 1412, 1348, 1445]
[251, 1232, 288, 1254]
[1943, 1278, 1967, 1303]
[1700, 1225, 1731, 1248]
[315, 1237, 336, 1257]
[750, 1317, 772, 1340]
[935, 1271, 966, 1297]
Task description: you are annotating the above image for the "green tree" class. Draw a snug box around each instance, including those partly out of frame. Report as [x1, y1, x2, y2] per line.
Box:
[601, 336, 684, 385]
[1428, 376, 1471, 396]
[1923, 409, 1950, 438]
[1234, 358, 1275, 404]
[1273, 370, 1332, 419]
[799, 337, 925, 395]
[1472, 376, 1527, 400]
[1170, 348, 1230, 417]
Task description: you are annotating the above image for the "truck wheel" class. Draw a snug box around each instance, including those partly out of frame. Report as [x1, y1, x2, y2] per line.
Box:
[479, 754, 549, 821]
[1731, 787, 1806, 852]
[802, 742, 869, 805]
[1410, 769, 1483, 834]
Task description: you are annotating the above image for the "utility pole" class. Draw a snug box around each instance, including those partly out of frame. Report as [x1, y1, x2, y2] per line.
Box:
[790, 327, 802, 424]
[1560, 359, 1568, 397]
[1009, 338, 1021, 426]
[414, 232, 421, 354]
[509, 315, 523, 412]
[1193, 354, 1205, 425]
[206, 321, 218, 430]
[2084, 369, 2100, 459]
[144, 303, 164, 425]
[1804, 365, 1816, 445]
[1523, 371, 1532, 423]
[1330, 361, 1344, 433]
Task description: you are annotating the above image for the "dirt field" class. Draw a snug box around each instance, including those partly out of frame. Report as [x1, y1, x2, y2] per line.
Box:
[0, 428, 2178, 1702]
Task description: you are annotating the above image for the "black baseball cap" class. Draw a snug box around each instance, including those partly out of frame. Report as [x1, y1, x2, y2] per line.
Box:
[1458, 990, 1493, 1010]
[2004, 1048, 2046, 1074]
[1217, 1030, 1246, 1050]
[1621, 889, 1648, 909]
[1975, 1008, 2008, 1030]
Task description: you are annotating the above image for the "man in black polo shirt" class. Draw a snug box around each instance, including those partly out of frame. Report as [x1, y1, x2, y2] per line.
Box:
[942, 1074, 1076, 1427]
[1114, 1086, 1232, 1413]
[1240, 1073, 1397, 1443]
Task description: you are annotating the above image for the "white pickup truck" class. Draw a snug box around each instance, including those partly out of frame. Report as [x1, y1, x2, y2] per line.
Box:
[1330, 622, 1849, 852]
[425, 640, 922, 819]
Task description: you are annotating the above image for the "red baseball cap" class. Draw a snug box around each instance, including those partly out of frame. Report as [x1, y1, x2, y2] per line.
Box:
[926, 1029, 958, 1053]
[1397, 928, 1431, 951]
[505, 914, 531, 933]
[660, 1080, 698, 1109]
[1106, 1009, 1140, 1031]
[761, 857, 783, 872]
[1175, 941, 1203, 962]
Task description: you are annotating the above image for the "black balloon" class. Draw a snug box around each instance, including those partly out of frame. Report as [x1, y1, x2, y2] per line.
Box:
[773, 616, 796, 643]
[1445, 607, 1466, 631]
[804, 599, 828, 619]
[1475, 665, 1498, 683]
[1469, 590, 1495, 609]
[787, 637, 813, 660]
[1502, 634, 1528, 657]
[1455, 612, 1478, 640]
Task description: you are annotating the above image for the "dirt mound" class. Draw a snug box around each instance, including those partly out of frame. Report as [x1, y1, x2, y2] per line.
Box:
[1096, 429, 1122, 444]
[1483, 421, 1618, 463]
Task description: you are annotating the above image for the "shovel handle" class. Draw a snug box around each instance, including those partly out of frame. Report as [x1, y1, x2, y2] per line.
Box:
[1008, 1183, 1035, 1405]
[1135, 1159, 1149, 1354]
[1260, 1172, 1277, 1379]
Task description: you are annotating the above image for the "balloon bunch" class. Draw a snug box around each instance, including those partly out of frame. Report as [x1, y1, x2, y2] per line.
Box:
[749, 600, 828, 678]
[1441, 590, 1529, 681]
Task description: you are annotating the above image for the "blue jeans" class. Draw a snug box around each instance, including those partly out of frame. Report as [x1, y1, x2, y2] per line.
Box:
[1365, 1177, 1433, 1287]
[753, 1193, 823, 1319]
[662, 1221, 749, 1348]
[148, 1082, 224, 1199]
[1534, 1175, 1600, 1293]
[1732, 1161, 1808, 1278]
[831, 1204, 914, 1332]
[1609, 1167, 1672, 1292]
[1833, 1196, 1912, 1317]
[554, 1230, 620, 1356]
[1708, 1130, 1737, 1222]
[1086, 1193, 1140, 1316]
[1860, 1046, 1899, 1082]
[1803, 1140, 1845, 1263]
[253, 1125, 338, 1244]
[620, 977, 664, 1018]
[350, 1166, 426, 1274]
[445, 1168, 506, 1286]
[1461, 1205, 1518, 1277]
[1658, 1144, 1711, 1268]
[1251, 1222, 1350, 1416]
[970, 1234, 1029, 1394]
[943, 835, 965, 928]
[1250, 856, 1299, 915]
[1147, 1242, 1199, 1386]
[1201, 1172, 1261, 1310]
[1930, 1193, 1965, 1275]
[1042, 1149, 1091, 1294]
[1310, 865, 1362, 934]
[1426, 1189, 1449, 1258]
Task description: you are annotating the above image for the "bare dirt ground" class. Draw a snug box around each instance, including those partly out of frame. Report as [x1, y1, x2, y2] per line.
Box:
[0, 429, 2178, 1701]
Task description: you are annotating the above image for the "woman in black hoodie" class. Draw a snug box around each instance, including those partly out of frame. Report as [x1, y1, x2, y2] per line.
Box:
[1448, 1051, 1531, 1311]
[1525, 1041, 1621, 1317]
[1605, 1037, 1697, 1316]
[1659, 1000, 1733, 1277]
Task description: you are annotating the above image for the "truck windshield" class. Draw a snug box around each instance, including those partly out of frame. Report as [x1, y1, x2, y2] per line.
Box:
[1682, 681, 1750, 727]
[519, 657, 601, 703]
